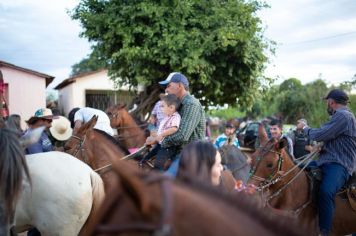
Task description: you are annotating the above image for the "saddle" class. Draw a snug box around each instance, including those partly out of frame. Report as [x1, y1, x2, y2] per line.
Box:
[308, 168, 356, 211]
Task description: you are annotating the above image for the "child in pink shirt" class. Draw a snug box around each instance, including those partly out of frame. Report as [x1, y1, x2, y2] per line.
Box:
[141, 94, 181, 170]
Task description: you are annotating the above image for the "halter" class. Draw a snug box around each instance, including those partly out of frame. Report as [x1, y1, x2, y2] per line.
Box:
[94, 175, 173, 236]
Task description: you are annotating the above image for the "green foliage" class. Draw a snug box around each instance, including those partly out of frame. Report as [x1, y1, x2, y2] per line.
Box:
[207, 106, 245, 120]
[70, 49, 107, 76]
[71, 0, 273, 112]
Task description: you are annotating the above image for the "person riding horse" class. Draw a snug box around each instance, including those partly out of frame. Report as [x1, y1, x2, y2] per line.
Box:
[300, 89, 356, 236]
[146, 72, 206, 168]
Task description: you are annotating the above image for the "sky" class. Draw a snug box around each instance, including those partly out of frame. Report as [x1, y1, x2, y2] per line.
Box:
[0, 0, 356, 90]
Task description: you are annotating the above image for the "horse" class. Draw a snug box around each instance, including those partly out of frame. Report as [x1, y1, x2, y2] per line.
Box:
[13, 151, 105, 236]
[248, 123, 356, 235]
[64, 115, 132, 191]
[219, 145, 251, 183]
[0, 128, 30, 236]
[106, 104, 147, 151]
[85, 159, 307, 236]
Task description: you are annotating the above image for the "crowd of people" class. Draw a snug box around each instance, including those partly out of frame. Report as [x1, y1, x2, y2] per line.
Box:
[2, 70, 356, 236]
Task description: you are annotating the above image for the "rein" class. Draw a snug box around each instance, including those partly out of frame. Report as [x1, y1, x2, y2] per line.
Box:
[69, 134, 148, 174]
[95, 175, 173, 236]
[250, 142, 319, 215]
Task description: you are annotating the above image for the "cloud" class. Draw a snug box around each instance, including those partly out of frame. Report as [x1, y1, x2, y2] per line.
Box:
[0, 0, 90, 81]
[260, 0, 356, 85]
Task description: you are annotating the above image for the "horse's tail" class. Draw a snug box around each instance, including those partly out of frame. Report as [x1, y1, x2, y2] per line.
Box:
[0, 128, 30, 222]
[78, 171, 105, 236]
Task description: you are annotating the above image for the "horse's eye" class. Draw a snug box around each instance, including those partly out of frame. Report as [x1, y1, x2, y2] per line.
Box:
[266, 163, 273, 168]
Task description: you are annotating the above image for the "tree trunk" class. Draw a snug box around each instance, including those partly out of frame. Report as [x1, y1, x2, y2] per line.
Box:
[129, 84, 162, 121]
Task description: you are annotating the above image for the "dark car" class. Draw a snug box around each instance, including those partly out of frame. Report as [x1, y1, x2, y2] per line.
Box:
[236, 122, 270, 149]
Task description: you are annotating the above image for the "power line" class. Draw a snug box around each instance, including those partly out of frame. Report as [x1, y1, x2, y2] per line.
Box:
[283, 30, 356, 46]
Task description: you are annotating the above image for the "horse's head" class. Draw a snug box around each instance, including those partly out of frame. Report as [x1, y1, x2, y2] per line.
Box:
[106, 103, 126, 128]
[64, 115, 98, 164]
[248, 123, 289, 188]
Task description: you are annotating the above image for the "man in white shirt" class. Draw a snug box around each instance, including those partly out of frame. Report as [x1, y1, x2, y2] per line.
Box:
[68, 107, 114, 136]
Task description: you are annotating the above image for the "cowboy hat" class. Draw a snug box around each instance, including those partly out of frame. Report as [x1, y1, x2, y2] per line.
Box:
[49, 116, 72, 141]
[26, 108, 57, 125]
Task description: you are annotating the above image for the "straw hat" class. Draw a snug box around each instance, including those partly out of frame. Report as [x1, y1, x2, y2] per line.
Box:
[49, 116, 72, 141]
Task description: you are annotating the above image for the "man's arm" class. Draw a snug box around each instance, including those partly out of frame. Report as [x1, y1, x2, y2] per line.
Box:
[304, 112, 347, 142]
[161, 103, 201, 147]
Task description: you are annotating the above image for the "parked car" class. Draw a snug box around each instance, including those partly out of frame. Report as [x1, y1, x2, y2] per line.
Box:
[236, 122, 260, 149]
[236, 121, 274, 149]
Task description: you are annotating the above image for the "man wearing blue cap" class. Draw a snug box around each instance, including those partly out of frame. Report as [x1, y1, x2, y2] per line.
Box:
[300, 89, 356, 236]
[146, 72, 206, 166]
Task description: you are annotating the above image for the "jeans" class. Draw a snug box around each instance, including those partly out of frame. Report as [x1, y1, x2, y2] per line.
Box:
[141, 144, 177, 171]
[318, 162, 349, 235]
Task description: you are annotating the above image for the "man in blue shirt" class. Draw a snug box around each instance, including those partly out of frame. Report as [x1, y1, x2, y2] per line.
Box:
[24, 108, 56, 154]
[215, 122, 240, 149]
[301, 89, 356, 236]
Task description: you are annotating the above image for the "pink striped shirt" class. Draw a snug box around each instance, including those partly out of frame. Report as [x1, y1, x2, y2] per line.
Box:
[157, 112, 181, 143]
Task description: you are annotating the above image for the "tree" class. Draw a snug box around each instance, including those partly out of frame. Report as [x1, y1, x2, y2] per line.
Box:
[70, 49, 107, 76]
[71, 0, 272, 116]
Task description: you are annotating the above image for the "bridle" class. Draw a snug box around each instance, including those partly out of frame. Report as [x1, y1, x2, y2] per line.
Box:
[249, 140, 317, 215]
[68, 134, 89, 164]
[249, 141, 284, 186]
[94, 175, 173, 236]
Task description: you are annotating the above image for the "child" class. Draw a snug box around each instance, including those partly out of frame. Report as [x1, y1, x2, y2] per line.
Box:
[141, 94, 181, 170]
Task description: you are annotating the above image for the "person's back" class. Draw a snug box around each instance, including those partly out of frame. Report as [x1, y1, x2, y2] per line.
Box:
[73, 107, 114, 136]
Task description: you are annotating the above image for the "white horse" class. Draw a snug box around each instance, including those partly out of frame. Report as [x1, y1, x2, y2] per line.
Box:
[13, 151, 105, 236]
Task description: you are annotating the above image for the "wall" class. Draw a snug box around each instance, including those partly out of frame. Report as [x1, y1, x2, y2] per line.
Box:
[0, 66, 47, 129]
[58, 70, 143, 116]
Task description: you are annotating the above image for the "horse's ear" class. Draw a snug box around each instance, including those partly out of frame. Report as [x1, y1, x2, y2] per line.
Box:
[87, 115, 98, 130]
[111, 160, 151, 216]
[258, 123, 268, 145]
[115, 103, 126, 109]
[276, 137, 288, 150]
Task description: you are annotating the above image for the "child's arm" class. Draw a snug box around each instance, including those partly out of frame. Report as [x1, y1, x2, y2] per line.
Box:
[158, 127, 178, 141]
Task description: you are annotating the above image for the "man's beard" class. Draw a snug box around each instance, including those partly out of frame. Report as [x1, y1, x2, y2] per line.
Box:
[327, 106, 334, 116]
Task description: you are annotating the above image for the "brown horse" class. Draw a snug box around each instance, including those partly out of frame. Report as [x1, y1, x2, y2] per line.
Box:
[0, 128, 30, 235]
[248, 124, 356, 235]
[106, 104, 147, 151]
[64, 115, 131, 191]
[85, 159, 307, 236]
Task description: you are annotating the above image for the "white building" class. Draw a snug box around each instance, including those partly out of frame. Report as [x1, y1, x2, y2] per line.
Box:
[0, 60, 54, 129]
[55, 69, 143, 115]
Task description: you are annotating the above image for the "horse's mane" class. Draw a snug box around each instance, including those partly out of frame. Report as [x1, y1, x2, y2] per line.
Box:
[93, 129, 130, 155]
[177, 177, 306, 236]
[0, 128, 30, 220]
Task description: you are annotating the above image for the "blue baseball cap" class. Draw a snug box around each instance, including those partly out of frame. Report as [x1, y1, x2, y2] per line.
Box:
[324, 89, 349, 104]
[159, 72, 189, 88]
